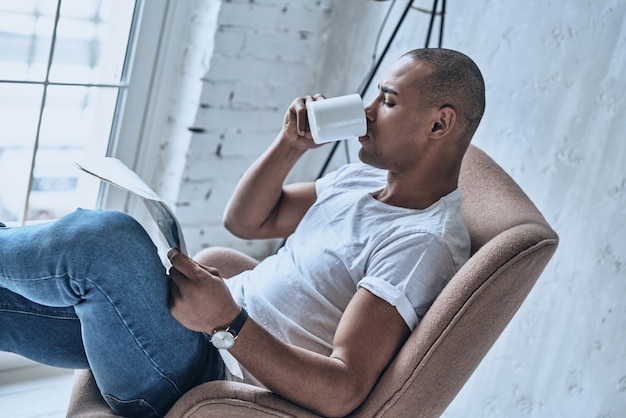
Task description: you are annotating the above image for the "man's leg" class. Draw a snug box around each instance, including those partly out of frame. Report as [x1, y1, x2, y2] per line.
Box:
[0, 288, 89, 368]
[0, 209, 223, 417]
[193, 247, 259, 279]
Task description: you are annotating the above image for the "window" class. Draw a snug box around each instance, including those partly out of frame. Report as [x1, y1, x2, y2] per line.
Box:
[0, 0, 186, 371]
[0, 0, 166, 225]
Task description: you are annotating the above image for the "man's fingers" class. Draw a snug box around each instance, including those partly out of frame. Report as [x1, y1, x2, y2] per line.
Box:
[169, 275, 182, 304]
[168, 266, 185, 286]
[168, 248, 203, 278]
[168, 248, 221, 281]
[293, 96, 309, 136]
[300, 94, 325, 138]
[167, 247, 183, 264]
[290, 94, 325, 138]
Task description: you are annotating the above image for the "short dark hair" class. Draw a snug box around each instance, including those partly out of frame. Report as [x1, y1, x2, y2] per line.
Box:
[403, 48, 486, 144]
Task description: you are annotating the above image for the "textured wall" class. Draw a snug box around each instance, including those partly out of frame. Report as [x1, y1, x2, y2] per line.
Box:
[435, 1, 626, 416]
[151, 0, 625, 415]
[167, 0, 335, 258]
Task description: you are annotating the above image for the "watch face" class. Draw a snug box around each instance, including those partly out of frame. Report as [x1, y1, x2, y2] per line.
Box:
[211, 330, 235, 350]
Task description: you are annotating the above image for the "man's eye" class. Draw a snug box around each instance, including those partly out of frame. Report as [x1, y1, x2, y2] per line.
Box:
[383, 100, 395, 108]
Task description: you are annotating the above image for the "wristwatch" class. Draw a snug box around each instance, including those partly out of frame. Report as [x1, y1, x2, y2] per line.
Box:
[210, 306, 248, 350]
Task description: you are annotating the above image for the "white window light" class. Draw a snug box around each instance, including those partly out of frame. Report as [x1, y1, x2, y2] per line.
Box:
[0, 0, 172, 225]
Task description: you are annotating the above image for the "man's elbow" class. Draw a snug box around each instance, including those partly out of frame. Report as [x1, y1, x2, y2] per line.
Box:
[222, 212, 263, 240]
[321, 400, 364, 418]
[222, 213, 248, 239]
[315, 381, 370, 418]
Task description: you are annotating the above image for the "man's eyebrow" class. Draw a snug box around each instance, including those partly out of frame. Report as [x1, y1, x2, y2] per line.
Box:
[378, 84, 399, 95]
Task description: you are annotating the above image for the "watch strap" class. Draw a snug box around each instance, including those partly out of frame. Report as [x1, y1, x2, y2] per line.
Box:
[225, 306, 248, 338]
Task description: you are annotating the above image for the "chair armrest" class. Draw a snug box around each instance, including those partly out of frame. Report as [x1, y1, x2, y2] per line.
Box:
[165, 380, 321, 418]
[67, 369, 321, 418]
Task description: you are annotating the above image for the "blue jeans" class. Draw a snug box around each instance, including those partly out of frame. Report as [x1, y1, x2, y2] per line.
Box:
[0, 209, 224, 417]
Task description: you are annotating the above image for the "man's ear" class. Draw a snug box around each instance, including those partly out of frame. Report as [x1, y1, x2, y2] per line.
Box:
[429, 106, 456, 138]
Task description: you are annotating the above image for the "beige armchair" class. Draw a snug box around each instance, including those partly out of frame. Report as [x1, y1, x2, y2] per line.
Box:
[66, 145, 559, 417]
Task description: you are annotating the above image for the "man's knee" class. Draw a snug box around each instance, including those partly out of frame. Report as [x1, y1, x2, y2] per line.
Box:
[193, 247, 258, 278]
[58, 209, 154, 258]
[63, 208, 137, 235]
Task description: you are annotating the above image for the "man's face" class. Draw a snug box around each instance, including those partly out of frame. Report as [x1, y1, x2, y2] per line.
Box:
[358, 56, 433, 172]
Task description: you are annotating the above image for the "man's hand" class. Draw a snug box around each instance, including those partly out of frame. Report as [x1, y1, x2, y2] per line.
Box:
[280, 94, 326, 150]
[168, 248, 239, 334]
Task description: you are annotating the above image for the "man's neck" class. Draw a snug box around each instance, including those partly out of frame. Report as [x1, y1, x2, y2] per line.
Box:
[375, 169, 459, 210]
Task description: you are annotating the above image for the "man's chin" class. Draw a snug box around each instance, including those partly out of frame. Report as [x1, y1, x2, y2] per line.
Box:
[358, 150, 383, 169]
[357, 148, 368, 164]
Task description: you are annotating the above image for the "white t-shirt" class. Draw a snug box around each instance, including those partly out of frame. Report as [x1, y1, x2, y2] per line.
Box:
[224, 162, 470, 384]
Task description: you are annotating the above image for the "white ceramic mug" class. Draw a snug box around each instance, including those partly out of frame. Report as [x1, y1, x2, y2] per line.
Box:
[306, 94, 367, 144]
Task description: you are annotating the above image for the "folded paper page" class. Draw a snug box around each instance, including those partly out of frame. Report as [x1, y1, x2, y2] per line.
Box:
[76, 157, 187, 255]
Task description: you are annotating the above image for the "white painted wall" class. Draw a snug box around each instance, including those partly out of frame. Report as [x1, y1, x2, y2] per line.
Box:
[147, 0, 625, 415]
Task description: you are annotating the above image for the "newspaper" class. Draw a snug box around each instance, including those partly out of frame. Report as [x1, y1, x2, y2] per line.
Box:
[76, 157, 187, 255]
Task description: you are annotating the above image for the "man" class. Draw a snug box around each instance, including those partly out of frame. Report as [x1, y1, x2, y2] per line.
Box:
[0, 48, 485, 417]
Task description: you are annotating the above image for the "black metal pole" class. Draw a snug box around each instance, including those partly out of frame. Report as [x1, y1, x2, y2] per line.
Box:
[316, 0, 415, 180]
[439, 0, 446, 48]
[424, 0, 440, 48]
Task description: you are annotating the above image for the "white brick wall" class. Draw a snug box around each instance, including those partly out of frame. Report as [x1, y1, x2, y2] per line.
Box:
[174, 0, 336, 258]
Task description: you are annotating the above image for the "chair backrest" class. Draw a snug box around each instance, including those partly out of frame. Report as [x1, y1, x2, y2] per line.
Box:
[350, 145, 559, 417]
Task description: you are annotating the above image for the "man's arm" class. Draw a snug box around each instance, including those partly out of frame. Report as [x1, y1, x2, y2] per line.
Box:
[233, 288, 411, 417]
[169, 250, 411, 417]
[223, 95, 324, 240]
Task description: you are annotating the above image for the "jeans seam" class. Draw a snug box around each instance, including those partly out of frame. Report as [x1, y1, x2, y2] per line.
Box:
[103, 393, 162, 417]
[0, 307, 78, 320]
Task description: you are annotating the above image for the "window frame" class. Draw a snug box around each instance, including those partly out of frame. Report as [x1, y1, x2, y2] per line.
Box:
[102, 0, 199, 216]
[100, 0, 169, 213]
